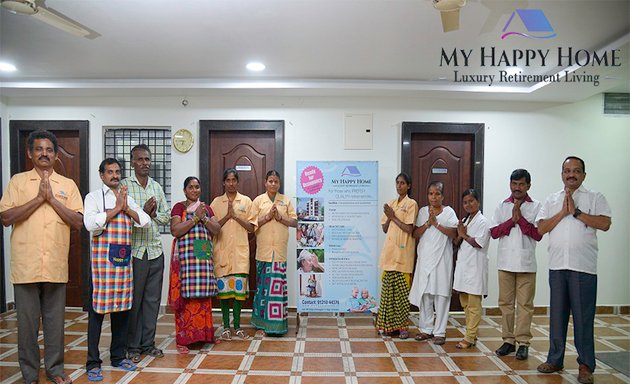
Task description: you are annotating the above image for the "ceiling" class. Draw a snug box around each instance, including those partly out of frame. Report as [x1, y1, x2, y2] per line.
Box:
[0, 0, 628, 102]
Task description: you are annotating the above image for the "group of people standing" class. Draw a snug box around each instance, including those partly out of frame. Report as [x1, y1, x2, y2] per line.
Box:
[377, 158, 611, 384]
[0, 129, 612, 384]
[0, 130, 297, 383]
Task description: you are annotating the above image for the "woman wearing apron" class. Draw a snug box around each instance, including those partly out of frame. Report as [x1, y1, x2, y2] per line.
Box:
[169, 176, 221, 354]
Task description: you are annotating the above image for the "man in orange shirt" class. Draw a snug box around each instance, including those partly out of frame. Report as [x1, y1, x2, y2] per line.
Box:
[0, 130, 84, 384]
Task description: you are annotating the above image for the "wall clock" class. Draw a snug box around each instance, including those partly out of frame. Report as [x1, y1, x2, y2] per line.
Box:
[173, 129, 194, 153]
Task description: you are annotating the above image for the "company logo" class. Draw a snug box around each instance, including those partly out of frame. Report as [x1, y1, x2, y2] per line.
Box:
[341, 166, 361, 177]
[501, 9, 556, 40]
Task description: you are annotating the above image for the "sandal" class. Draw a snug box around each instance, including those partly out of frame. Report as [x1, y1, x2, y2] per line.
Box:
[87, 367, 103, 382]
[176, 344, 190, 354]
[399, 330, 410, 339]
[235, 328, 250, 340]
[145, 347, 164, 358]
[113, 358, 137, 371]
[127, 351, 141, 364]
[414, 332, 434, 341]
[47, 375, 72, 384]
[433, 336, 446, 345]
[455, 339, 476, 349]
[220, 329, 232, 341]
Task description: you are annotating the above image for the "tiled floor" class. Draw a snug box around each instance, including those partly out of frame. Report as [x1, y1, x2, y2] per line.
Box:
[1, 309, 629, 383]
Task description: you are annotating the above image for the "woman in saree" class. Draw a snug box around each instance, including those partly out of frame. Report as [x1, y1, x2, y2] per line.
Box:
[169, 176, 221, 353]
[248, 170, 297, 335]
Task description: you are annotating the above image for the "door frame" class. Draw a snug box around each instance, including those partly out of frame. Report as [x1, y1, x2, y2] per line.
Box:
[10, 121, 90, 308]
[401, 122, 485, 206]
[199, 120, 285, 201]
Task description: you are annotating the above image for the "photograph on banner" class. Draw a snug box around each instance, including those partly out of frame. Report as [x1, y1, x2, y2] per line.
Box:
[346, 286, 378, 313]
[297, 249, 325, 273]
[299, 273, 324, 298]
[297, 197, 325, 221]
[297, 222, 325, 248]
[296, 161, 379, 313]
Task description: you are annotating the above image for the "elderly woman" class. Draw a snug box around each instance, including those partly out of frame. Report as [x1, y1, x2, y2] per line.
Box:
[409, 181, 458, 345]
[169, 176, 221, 354]
[453, 189, 490, 349]
[376, 173, 418, 338]
[248, 170, 297, 335]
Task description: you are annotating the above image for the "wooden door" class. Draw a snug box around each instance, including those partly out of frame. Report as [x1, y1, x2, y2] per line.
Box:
[11, 122, 90, 308]
[200, 120, 285, 309]
[402, 122, 484, 311]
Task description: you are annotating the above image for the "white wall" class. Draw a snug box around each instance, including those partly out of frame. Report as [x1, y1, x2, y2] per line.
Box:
[2, 93, 628, 309]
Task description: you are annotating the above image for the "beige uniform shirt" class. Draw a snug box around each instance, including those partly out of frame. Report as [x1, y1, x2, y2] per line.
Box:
[0, 169, 84, 284]
[249, 193, 297, 263]
[379, 195, 418, 273]
[210, 192, 253, 277]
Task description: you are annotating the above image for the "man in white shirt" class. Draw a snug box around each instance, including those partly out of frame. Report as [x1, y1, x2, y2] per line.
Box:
[491, 169, 542, 361]
[536, 156, 612, 384]
[83, 158, 150, 379]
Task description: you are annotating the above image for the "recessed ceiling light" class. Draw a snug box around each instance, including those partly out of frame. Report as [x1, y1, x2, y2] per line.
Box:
[0, 62, 17, 72]
[246, 62, 265, 72]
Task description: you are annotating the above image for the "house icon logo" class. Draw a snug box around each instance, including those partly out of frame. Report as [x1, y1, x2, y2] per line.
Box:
[341, 166, 361, 177]
[501, 9, 556, 39]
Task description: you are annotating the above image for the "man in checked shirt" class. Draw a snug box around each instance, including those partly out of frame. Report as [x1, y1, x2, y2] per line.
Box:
[121, 144, 170, 363]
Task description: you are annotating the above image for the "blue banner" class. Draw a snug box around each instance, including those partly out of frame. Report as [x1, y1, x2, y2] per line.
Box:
[296, 161, 379, 313]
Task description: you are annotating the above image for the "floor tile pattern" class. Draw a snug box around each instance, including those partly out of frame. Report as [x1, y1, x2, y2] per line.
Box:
[0, 310, 629, 383]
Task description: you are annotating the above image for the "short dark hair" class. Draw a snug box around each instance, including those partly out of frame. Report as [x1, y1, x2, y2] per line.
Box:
[266, 170, 281, 181]
[223, 168, 239, 182]
[99, 158, 121, 174]
[462, 188, 480, 201]
[183, 176, 200, 189]
[510, 169, 531, 184]
[428, 181, 444, 194]
[131, 144, 151, 159]
[396, 172, 411, 194]
[563, 156, 585, 172]
[27, 130, 58, 153]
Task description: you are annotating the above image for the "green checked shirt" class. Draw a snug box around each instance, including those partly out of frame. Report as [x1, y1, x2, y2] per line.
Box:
[121, 175, 170, 260]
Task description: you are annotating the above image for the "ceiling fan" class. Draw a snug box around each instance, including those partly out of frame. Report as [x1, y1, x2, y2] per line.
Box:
[432, 0, 467, 32]
[1, 0, 94, 38]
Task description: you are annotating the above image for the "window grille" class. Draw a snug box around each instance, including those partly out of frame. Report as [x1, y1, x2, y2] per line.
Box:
[104, 127, 171, 233]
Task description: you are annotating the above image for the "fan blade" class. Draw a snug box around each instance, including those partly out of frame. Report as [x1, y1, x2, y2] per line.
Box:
[32, 6, 91, 38]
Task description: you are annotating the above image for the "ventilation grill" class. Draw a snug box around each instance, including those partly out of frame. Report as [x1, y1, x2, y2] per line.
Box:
[604, 93, 630, 115]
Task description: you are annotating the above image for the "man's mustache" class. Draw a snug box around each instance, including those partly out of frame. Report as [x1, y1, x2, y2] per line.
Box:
[38, 156, 50, 161]
[110, 178, 119, 182]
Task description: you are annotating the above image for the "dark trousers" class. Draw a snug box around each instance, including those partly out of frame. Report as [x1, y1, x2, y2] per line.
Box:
[546, 269, 597, 372]
[127, 252, 164, 353]
[86, 269, 130, 370]
[14, 283, 66, 382]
